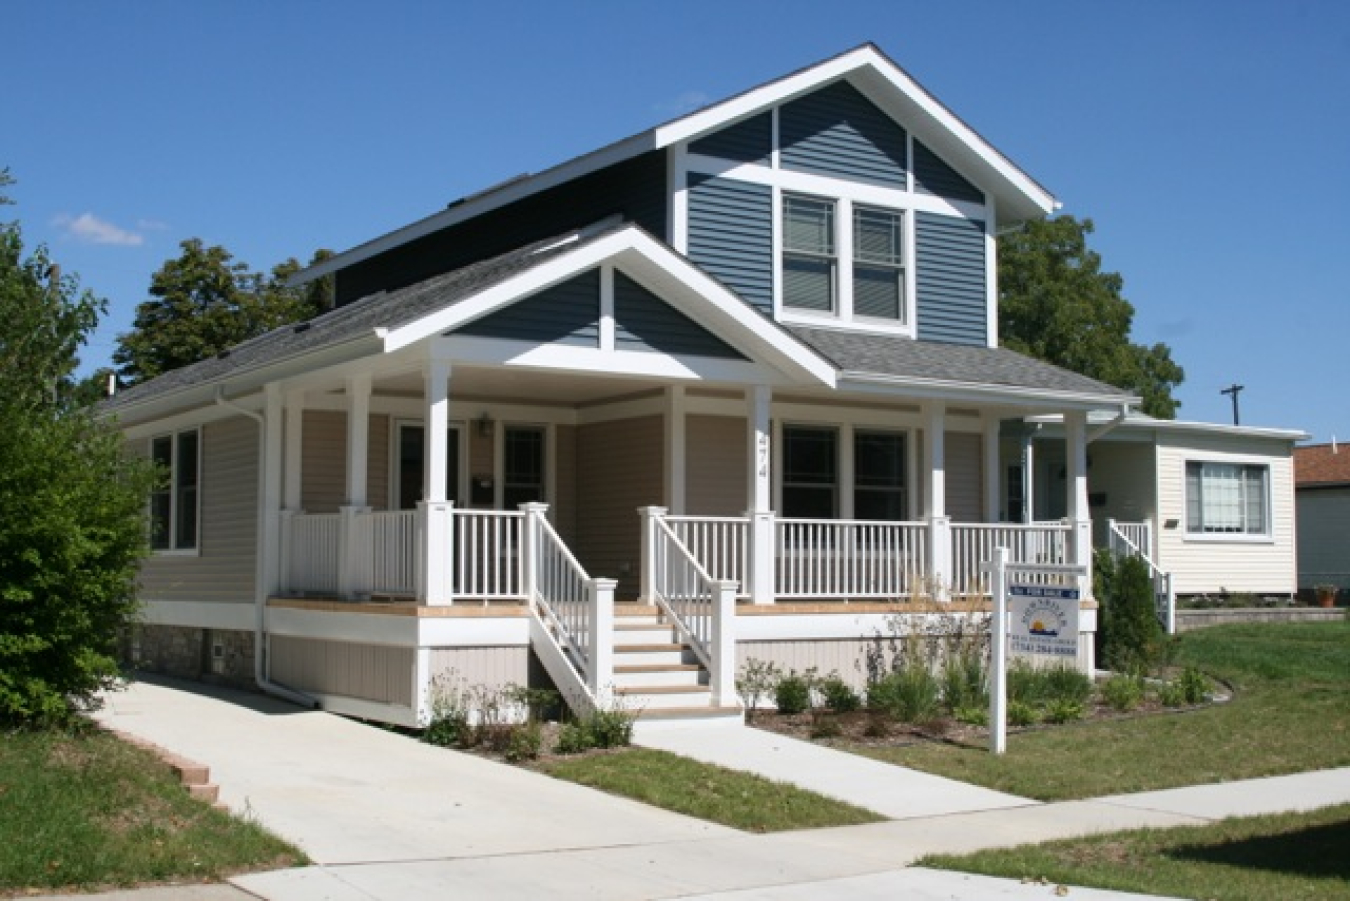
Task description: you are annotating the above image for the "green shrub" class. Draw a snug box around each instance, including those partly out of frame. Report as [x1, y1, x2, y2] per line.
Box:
[954, 705, 988, 727]
[819, 674, 861, 713]
[809, 711, 843, 739]
[736, 658, 782, 716]
[1097, 551, 1165, 674]
[504, 720, 544, 762]
[1044, 698, 1085, 724]
[868, 664, 940, 723]
[775, 671, 814, 715]
[1177, 666, 1212, 704]
[1008, 699, 1038, 727]
[1043, 665, 1092, 706]
[1156, 679, 1187, 707]
[941, 650, 988, 712]
[553, 703, 636, 755]
[555, 720, 591, 755]
[1101, 673, 1145, 711]
[1006, 659, 1044, 705]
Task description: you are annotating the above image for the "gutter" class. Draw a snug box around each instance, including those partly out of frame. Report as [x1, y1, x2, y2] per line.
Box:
[214, 389, 318, 710]
[1087, 405, 1132, 444]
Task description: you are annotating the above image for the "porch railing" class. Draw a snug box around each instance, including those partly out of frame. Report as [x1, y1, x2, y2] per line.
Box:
[1108, 519, 1175, 634]
[364, 510, 419, 596]
[776, 518, 929, 599]
[950, 522, 1070, 597]
[453, 509, 525, 600]
[648, 515, 737, 707]
[664, 515, 750, 598]
[286, 512, 341, 595]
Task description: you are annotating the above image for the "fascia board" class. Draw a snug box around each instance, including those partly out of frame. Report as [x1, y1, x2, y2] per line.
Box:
[1024, 413, 1308, 442]
[840, 370, 1140, 410]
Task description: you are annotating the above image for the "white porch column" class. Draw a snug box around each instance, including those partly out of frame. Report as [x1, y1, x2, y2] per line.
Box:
[345, 373, 371, 508]
[924, 402, 951, 599]
[422, 359, 453, 605]
[745, 385, 774, 604]
[1065, 410, 1093, 596]
[260, 385, 284, 597]
[1021, 431, 1036, 524]
[279, 389, 304, 593]
[982, 413, 1001, 523]
[665, 385, 687, 515]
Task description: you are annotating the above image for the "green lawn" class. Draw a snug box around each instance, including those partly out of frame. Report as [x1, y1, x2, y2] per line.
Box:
[849, 621, 1350, 800]
[539, 747, 883, 832]
[0, 726, 306, 894]
[921, 803, 1350, 901]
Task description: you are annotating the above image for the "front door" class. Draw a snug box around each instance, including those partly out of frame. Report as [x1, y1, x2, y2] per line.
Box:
[395, 422, 462, 509]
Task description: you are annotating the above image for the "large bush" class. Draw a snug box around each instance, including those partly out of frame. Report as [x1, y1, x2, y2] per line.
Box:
[1095, 550, 1165, 673]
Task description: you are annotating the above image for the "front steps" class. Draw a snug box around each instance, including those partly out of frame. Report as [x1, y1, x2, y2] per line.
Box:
[612, 605, 742, 729]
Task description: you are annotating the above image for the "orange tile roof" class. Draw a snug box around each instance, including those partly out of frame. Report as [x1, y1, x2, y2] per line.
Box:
[1294, 443, 1350, 486]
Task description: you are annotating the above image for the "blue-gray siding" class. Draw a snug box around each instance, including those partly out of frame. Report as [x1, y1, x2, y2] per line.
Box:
[779, 81, 907, 188]
[614, 271, 746, 359]
[686, 173, 774, 316]
[689, 112, 772, 164]
[454, 270, 599, 346]
[915, 212, 987, 346]
[914, 140, 983, 205]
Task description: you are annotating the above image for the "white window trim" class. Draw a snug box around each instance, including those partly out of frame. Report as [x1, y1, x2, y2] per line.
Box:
[1182, 458, 1274, 543]
[149, 428, 201, 557]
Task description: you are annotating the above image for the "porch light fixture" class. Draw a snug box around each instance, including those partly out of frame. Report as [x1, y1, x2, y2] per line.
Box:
[477, 412, 494, 438]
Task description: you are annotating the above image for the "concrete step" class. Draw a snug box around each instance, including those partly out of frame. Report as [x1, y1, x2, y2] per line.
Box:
[618, 684, 712, 710]
[631, 705, 745, 737]
[613, 623, 676, 644]
[612, 663, 705, 689]
[187, 782, 221, 804]
[613, 644, 694, 667]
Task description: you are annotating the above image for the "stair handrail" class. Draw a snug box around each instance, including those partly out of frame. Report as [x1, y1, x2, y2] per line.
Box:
[1107, 519, 1177, 634]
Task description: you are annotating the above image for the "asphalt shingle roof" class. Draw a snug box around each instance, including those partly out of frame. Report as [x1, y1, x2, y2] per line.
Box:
[1295, 443, 1350, 487]
[786, 326, 1132, 398]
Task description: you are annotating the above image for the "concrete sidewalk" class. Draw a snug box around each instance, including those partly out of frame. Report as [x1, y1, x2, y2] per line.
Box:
[77, 678, 1350, 900]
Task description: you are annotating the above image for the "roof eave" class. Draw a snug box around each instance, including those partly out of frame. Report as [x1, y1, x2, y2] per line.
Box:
[839, 370, 1136, 410]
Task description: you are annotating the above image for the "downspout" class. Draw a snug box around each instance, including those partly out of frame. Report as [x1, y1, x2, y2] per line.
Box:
[1087, 405, 1132, 445]
[215, 388, 318, 709]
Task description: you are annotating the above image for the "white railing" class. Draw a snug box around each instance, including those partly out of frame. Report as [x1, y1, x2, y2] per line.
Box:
[950, 522, 1071, 597]
[664, 515, 750, 597]
[366, 510, 419, 596]
[649, 516, 737, 706]
[527, 509, 594, 681]
[454, 509, 525, 600]
[1108, 519, 1175, 634]
[775, 518, 929, 599]
[287, 512, 341, 594]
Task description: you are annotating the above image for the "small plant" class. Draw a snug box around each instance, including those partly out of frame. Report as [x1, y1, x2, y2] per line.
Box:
[1042, 665, 1093, 706]
[868, 663, 940, 724]
[775, 669, 815, 715]
[423, 672, 472, 748]
[736, 658, 782, 717]
[503, 720, 544, 762]
[1176, 666, 1212, 704]
[1101, 673, 1145, 712]
[809, 710, 843, 739]
[1007, 699, 1038, 727]
[954, 705, 988, 727]
[819, 674, 861, 713]
[1043, 698, 1085, 724]
[1156, 679, 1187, 707]
[941, 650, 988, 712]
[553, 699, 637, 755]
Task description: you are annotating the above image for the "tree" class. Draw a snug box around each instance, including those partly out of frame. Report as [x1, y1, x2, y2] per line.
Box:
[0, 169, 153, 725]
[999, 216, 1185, 418]
[113, 240, 334, 384]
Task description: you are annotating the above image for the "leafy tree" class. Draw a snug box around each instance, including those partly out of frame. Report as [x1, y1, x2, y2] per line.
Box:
[0, 169, 153, 725]
[113, 240, 333, 384]
[999, 215, 1185, 418]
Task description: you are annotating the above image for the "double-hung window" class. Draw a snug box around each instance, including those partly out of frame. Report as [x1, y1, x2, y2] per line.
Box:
[150, 430, 199, 552]
[782, 194, 837, 313]
[782, 426, 837, 519]
[503, 426, 546, 509]
[1185, 462, 1268, 536]
[854, 430, 907, 520]
[852, 206, 904, 322]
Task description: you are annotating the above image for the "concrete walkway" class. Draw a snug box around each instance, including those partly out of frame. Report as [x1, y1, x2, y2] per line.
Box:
[76, 678, 1350, 901]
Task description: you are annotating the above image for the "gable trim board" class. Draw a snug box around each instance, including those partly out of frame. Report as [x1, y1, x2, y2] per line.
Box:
[292, 44, 1055, 288]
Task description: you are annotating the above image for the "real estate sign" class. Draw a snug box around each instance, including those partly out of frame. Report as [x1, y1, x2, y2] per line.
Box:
[1008, 584, 1080, 658]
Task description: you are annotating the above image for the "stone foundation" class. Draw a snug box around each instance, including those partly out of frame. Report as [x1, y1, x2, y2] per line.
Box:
[128, 624, 257, 690]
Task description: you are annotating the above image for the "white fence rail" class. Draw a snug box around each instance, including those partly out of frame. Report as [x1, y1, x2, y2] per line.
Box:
[528, 510, 594, 681]
[453, 510, 525, 600]
[1108, 519, 1175, 634]
[287, 513, 341, 595]
[950, 522, 1070, 597]
[664, 516, 750, 597]
[775, 518, 929, 599]
[365, 510, 419, 596]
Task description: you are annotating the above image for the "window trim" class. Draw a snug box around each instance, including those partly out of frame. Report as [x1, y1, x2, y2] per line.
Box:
[1183, 459, 1273, 542]
[149, 428, 201, 556]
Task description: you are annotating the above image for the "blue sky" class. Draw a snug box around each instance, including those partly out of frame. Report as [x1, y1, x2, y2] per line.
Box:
[6, 1, 1347, 441]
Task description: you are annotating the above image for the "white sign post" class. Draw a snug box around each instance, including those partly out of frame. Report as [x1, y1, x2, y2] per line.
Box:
[986, 552, 1086, 756]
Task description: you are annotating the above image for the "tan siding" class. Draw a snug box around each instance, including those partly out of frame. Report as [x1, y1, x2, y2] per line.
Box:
[367, 414, 390, 510]
[1296, 486, 1350, 589]
[139, 417, 257, 605]
[302, 411, 346, 513]
[467, 422, 494, 508]
[1155, 436, 1297, 595]
[269, 636, 414, 706]
[427, 647, 530, 693]
[945, 432, 982, 522]
[576, 415, 663, 598]
[554, 425, 578, 544]
[1086, 440, 1156, 545]
[737, 640, 874, 690]
[687, 415, 747, 515]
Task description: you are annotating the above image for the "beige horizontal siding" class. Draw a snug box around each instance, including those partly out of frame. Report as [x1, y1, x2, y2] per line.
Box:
[687, 414, 747, 515]
[575, 415, 663, 598]
[301, 411, 391, 511]
[945, 431, 982, 522]
[1155, 435, 1297, 595]
[138, 417, 257, 606]
[554, 424, 578, 544]
[269, 635, 414, 706]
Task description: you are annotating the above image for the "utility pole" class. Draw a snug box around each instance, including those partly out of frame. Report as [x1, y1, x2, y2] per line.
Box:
[1221, 383, 1244, 426]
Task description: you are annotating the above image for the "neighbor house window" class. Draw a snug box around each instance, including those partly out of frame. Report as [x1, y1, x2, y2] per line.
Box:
[782, 194, 836, 313]
[852, 206, 904, 322]
[1185, 462, 1268, 535]
[150, 430, 199, 551]
[503, 426, 546, 509]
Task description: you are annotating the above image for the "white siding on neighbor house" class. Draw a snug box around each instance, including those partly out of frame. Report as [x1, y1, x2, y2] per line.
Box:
[1154, 435, 1297, 595]
[138, 416, 257, 606]
[1296, 487, 1350, 589]
[269, 636, 415, 706]
[1085, 439, 1157, 547]
[687, 414, 747, 516]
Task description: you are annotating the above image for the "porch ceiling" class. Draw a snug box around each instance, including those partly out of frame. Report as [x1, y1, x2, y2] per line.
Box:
[373, 365, 667, 407]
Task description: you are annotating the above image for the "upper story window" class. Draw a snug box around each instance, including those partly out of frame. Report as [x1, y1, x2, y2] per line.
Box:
[1185, 461, 1268, 536]
[782, 195, 836, 313]
[150, 429, 199, 552]
[853, 206, 904, 322]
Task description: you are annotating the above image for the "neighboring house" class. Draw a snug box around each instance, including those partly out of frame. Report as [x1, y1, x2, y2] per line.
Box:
[1016, 413, 1305, 616]
[1294, 442, 1350, 591]
[108, 44, 1139, 728]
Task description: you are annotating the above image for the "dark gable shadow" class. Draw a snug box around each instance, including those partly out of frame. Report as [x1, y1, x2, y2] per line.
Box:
[1167, 817, 1350, 882]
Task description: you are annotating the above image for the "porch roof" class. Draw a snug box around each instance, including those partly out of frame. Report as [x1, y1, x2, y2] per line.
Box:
[790, 325, 1137, 408]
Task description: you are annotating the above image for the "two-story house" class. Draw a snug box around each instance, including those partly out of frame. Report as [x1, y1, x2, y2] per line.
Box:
[108, 44, 1137, 728]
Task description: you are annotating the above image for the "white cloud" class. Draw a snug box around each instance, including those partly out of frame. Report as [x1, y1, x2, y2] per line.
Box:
[53, 212, 144, 247]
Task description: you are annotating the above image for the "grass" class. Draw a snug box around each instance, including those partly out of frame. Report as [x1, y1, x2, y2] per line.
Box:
[848, 621, 1350, 800]
[920, 803, 1350, 901]
[0, 725, 306, 894]
[538, 747, 884, 832]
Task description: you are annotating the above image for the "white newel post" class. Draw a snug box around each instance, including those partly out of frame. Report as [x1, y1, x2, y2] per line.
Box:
[930, 515, 953, 600]
[588, 577, 617, 702]
[710, 579, 738, 707]
[421, 358, 453, 606]
[520, 502, 550, 602]
[338, 505, 371, 598]
[638, 506, 668, 602]
[1065, 410, 1092, 598]
[746, 384, 774, 604]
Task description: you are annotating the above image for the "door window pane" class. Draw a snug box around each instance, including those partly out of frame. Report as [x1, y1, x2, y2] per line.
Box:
[503, 427, 545, 509]
[397, 424, 461, 509]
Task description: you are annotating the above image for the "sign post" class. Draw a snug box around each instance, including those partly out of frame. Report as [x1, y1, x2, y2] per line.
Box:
[989, 547, 1009, 755]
